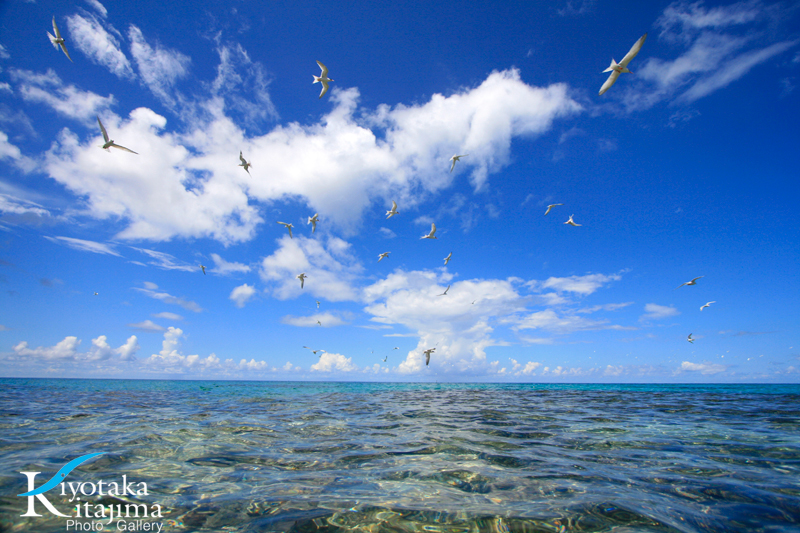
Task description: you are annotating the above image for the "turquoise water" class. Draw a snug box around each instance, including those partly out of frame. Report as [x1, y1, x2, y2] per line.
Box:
[1, 379, 799, 532]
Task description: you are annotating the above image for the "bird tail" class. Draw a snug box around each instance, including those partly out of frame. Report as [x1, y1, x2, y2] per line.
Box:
[603, 59, 618, 73]
[47, 32, 58, 46]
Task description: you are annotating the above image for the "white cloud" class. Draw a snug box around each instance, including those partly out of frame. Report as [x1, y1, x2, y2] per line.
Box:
[41, 69, 579, 244]
[10, 69, 115, 123]
[66, 13, 135, 79]
[0, 131, 36, 172]
[144, 327, 221, 372]
[210, 253, 251, 274]
[229, 283, 256, 308]
[132, 247, 195, 271]
[616, 1, 799, 110]
[281, 313, 348, 327]
[153, 312, 182, 320]
[260, 236, 362, 301]
[12, 334, 138, 362]
[0, 194, 51, 218]
[13, 336, 80, 360]
[310, 351, 359, 372]
[210, 41, 278, 126]
[641, 303, 680, 321]
[45, 236, 121, 256]
[133, 284, 203, 312]
[680, 361, 727, 374]
[535, 273, 622, 295]
[514, 309, 632, 334]
[127, 319, 165, 332]
[128, 26, 191, 107]
[85, 0, 108, 18]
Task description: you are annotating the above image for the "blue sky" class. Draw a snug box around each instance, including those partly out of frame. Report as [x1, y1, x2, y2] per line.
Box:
[0, 0, 798, 382]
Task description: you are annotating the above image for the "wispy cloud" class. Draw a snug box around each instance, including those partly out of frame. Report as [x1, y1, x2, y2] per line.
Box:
[640, 303, 680, 321]
[133, 284, 203, 312]
[128, 26, 191, 108]
[210, 253, 251, 274]
[9, 69, 114, 124]
[45, 236, 121, 256]
[680, 361, 727, 374]
[66, 12, 135, 79]
[127, 319, 166, 332]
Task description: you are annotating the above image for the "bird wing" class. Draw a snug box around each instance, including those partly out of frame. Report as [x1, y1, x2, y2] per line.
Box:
[52, 16, 62, 39]
[60, 41, 73, 61]
[392, 201, 397, 211]
[599, 70, 620, 95]
[239, 151, 246, 165]
[319, 80, 329, 98]
[450, 158, 456, 172]
[288, 226, 293, 238]
[425, 352, 430, 365]
[544, 206, 552, 215]
[97, 117, 110, 143]
[111, 143, 138, 154]
[430, 223, 436, 236]
[619, 33, 647, 68]
[317, 60, 328, 77]
[691, 276, 703, 283]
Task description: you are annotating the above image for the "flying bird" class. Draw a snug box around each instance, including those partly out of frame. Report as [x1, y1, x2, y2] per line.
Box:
[450, 154, 467, 173]
[308, 213, 319, 233]
[700, 301, 716, 311]
[438, 285, 450, 296]
[564, 214, 581, 227]
[313, 60, 333, 98]
[297, 273, 307, 289]
[303, 346, 325, 355]
[687, 333, 695, 344]
[444, 252, 452, 265]
[378, 252, 390, 262]
[93, 292, 99, 296]
[200, 265, 206, 275]
[423, 348, 436, 366]
[386, 201, 399, 219]
[317, 320, 322, 326]
[599, 33, 648, 96]
[676, 276, 703, 289]
[238, 152, 251, 175]
[544, 203, 563, 216]
[48, 16, 72, 62]
[316, 300, 321, 309]
[277, 221, 293, 238]
[421, 223, 438, 240]
[383, 356, 387, 362]
[97, 117, 138, 154]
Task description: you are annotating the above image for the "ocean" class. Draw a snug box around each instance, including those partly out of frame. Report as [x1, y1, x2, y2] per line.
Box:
[0, 379, 798, 532]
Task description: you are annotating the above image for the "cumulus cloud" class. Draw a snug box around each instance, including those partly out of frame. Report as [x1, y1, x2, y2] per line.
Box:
[260, 235, 362, 301]
[310, 351, 359, 372]
[40, 68, 579, 244]
[229, 283, 256, 308]
[12, 334, 138, 362]
[143, 327, 221, 372]
[533, 272, 622, 295]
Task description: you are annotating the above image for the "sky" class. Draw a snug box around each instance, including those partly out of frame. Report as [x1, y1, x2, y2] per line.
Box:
[0, 0, 798, 383]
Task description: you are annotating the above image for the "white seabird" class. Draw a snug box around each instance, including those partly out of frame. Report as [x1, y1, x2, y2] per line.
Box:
[277, 221, 294, 238]
[297, 272, 307, 289]
[303, 346, 325, 355]
[378, 252, 390, 262]
[421, 223, 438, 240]
[313, 60, 333, 98]
[423, 348, 436, 366]
[97, 117, 138, 154]
[687, 333, 695, 343]
[200, 265, 206, 275]
[48, 16, 72, 62]
[676, 276, 703, 289]
[438, 285, 450, 296]
[444, 252, 452, 265]
[386, 201, 399, 219]
[565, 214, 581, 227]
[316, 300, 321, 309]
[308, 213, 319, 233]
[238, 152, 251, 175]
[450, 154, 467, 173]
[544, 203, 563, 216]
[599, 33, 647, 96]
[700, 301, 716, 311]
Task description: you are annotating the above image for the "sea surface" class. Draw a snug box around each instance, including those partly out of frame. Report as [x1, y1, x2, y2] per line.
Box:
[1, 379, 799, 532]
